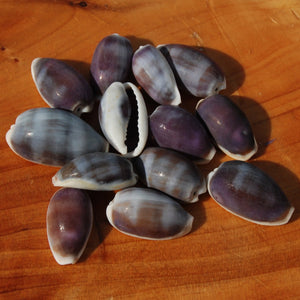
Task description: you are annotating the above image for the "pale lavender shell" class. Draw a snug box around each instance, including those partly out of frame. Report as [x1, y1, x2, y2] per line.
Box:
[52, 152, 138, 191]
[6, 108, 108, 166]
[132, 44, 181, 105]
[106, 187, 194, 240]
[158, 44, 226, 97]
[133, 147, 206, 203]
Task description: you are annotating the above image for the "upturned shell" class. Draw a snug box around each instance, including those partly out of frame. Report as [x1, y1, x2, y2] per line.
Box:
[150, 105, 216, 162]
[47, 188, 93, 265]
[31, 58, 94, 115]
[133, 147, 206, 203]
[207, 160, 295, 225]
[106, 187, 194, 240]
[158, 44, 226, 97]
[53, 152, 138, 191]
[98, 82, 148, 157]
[196, 95, 257, 160]
[132, 44, 181, 105]
[90, 33, 133, 94]
[6, 108, 108, 166]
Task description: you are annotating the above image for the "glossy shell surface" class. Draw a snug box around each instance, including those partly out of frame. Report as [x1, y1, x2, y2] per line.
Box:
[207, 161, 295, 225]
[98, 82, 148, 157]
[133, 147, 206, 202]
[53, 152, 138, 191]
[196, 95, 257, 160]
[47, 188, 93, 265]
[31, 58, 94, 115]
[132, 44, 181, 105]
[158, 44, 226, 97]
[150, 105, 216, 162]
[90, 34, 133, 94]
[6, 108, 108, 166]
[106, 187, 194, 240]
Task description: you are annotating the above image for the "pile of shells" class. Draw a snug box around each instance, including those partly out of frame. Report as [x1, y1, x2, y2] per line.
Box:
[6, 34, 295, 265]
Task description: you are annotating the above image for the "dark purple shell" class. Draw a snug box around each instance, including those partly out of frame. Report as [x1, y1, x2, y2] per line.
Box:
[90, 34, 133, 93]
[158, 44, 226, 97]
[208, 161, 294, 225]
[47, 188, 93, 265]
[196, 95, 257, 160]
[31, 58, 94, 115]
[150, 105, 216, 162]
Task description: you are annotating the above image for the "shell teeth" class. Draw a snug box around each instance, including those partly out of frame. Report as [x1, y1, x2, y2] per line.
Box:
[98, 82, 148, 158]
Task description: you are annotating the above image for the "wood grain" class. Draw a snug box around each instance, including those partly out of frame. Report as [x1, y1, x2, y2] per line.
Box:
[1, 0, 300, 299]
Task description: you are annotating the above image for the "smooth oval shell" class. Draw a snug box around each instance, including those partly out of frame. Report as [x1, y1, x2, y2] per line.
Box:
[106, 187, 194, 240]
[53, 152, 138, 191]
[6, 108, 108, 166]
[132, 44, 181, 105]
[158, 44, 226, 97]
[133, 147, 206, 202]
[90, 33, 133, 94]
[31, 58, 94, 115]
[196, 95, 257, 160]
[150, 105, 216, 162]
[98, 82, 148, 157]
[207, 160, 295, 225]
[47, 188, 93, 265]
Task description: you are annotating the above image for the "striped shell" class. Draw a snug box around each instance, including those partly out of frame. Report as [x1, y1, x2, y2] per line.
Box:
[53, 152, 138, 191]
[132, 45, 181, 105]
[6, 108, 108, 166]
[133, 147, 206, 203]
[106, 187, 194, 240]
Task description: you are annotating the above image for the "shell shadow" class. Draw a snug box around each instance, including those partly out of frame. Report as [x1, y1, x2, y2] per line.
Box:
[125, 35, 154, 51]
[62, 59, 101, 96]
[230, 95, 271, 158]
[194, 47, 245, 95]
[183, 196, 207, 233]
[79, 190, 114, 262]
[81, 100, 102, 133]
[250, 160, 299, 223]
[61, 59, 91, 82]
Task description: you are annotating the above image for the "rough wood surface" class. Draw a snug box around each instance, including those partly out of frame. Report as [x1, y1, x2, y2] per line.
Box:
[1, 0, 299, 299]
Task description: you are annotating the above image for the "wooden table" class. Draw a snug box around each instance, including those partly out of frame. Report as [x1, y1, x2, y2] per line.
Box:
[1, 0, 299, 299]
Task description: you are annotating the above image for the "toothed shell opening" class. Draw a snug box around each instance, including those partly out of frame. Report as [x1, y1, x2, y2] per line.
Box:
[99, 82, 148, 158]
